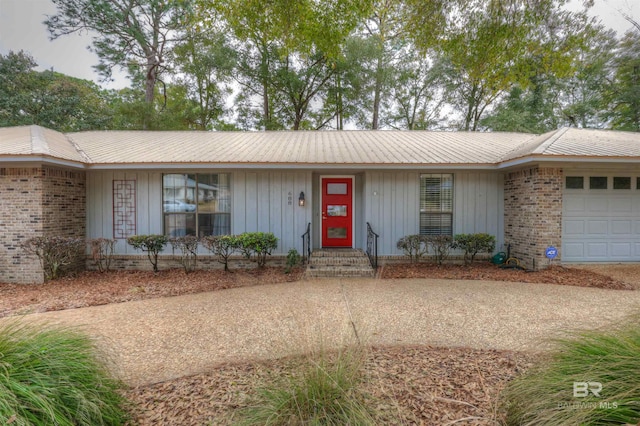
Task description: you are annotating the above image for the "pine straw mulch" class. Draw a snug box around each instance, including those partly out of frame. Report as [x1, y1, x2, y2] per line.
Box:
[126, 345, 537, 426]
[1, 262, 634, 318]
[380, 262, 636, 290]
[0, 267, 304, 318]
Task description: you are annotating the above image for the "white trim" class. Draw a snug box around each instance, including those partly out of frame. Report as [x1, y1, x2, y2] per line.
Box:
[84, 162, 499, 170]
[498, 155, 640, 169]
[320, 175, 356, 248]
[0, 156, 86, 169]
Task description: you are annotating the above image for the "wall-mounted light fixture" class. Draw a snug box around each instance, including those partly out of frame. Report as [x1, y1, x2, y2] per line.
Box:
[298, 191, 306, 207]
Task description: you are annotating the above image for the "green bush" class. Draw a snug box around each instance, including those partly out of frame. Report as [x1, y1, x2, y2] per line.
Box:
[237, 232, 278, 267]
[500, 321, 640, 425]
[452, 233, 496, 264]
[21, 236, 85, 280]
[0, 321, 128, 426]
[88, 238, 116, 273]
[126, 234, 168, 272]
[285, 248, 302, 274]
[243, 345, 374, 425]
[201, 235, 239, 272]
[169, 235, 199, 273]
[397, 235, 429, 263]
[427, 235, 453, 265]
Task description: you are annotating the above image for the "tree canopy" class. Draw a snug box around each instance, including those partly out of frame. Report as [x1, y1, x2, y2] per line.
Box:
[3, 0, 634, 132]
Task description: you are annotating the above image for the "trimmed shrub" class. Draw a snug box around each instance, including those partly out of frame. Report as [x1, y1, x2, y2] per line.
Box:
[427, 235, 453, 265]
[285, 248, 302, 274]
[452, 233, 496, 264]
[243, 345, 374, 425]
[0, 321, 128, 425]
[500, 321, 640, 425]
[22, 236, 85, 280]
[237, 232, 278, 267]
[201, 235, 239, 272]
[126, 234, 168, 272]
[169, 235, 199, 273]
[397, 235, 429, 263]
[88, 238, 116, 273]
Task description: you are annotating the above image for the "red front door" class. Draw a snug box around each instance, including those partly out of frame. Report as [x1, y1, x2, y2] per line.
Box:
[322, 177, 353, 247]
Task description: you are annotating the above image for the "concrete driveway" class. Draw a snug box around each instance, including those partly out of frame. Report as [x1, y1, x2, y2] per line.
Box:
[13, 278, 640, 386]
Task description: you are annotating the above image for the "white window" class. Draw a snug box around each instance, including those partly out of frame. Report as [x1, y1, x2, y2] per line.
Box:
[420, 174, 453, 236]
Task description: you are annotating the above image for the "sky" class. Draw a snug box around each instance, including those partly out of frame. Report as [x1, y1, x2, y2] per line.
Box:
[0, 0, 638, 91]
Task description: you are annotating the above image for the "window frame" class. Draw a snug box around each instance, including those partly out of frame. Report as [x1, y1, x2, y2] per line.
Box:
[419, 173, 454, 236]
[162, 173, 231, 237]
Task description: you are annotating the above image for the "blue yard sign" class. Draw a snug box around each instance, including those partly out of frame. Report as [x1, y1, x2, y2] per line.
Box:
[545, 246, 558, 259]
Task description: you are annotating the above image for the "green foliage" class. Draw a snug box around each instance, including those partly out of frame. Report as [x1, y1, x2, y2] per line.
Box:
[88, 238, 116, 273]
[172, 29, 236, 130]
[608, 30, 640, 131]
[397, 235, 429, 263]
[285, 248, 302, 274]
[0, 321, 128, 425]
[452, 233, 496, 264]
[243, 345, 374, 425]
[427, 235, 452, 265]
[169, 235, 199, 273]
[0, 50, 113, 131]
[46, 0, 192, 129]
[237, 232, 278, 267]
[126, 234, 168, 272]
[201, 234, 239, 272]
[500, 320, 640, 425]
[21, 236, 85, 281]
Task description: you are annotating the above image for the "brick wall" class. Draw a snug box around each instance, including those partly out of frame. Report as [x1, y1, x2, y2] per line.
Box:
[0, 166, 86, 284]
[86, 255, 288, 271]
[504, 167, 563, 270]
[0, 168, 44, 283]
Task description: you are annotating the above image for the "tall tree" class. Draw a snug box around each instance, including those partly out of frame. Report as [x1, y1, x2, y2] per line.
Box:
[361, 0, 405, 129]
[608, 30, 640, 131]
[171, 28, 236, 130]
[408, 0, 594, 131]
[45, 0, 191, 128]
[482, 24, 617, 132]
[202, 0, 371, 129]
[0, 51, 112, 131]
[382, 49, 447, 130]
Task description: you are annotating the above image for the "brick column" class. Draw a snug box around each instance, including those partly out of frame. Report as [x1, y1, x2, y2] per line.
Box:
[504, 167, 563, 270]
[0, 166, 86, 284]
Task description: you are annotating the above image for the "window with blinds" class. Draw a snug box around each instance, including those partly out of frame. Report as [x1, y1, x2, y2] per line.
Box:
[419, 174, 453, 236]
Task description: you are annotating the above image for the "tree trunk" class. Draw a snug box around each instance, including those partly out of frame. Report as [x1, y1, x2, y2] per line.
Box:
[372, 54, 383, 130]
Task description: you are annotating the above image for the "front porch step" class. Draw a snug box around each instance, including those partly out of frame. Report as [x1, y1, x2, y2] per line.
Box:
[305, 249, 375, 278]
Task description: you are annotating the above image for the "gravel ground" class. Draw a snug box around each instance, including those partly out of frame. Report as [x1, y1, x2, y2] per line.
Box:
[11, 278, 640, 387]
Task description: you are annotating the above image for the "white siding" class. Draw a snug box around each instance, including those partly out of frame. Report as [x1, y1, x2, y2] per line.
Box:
[87, 170, 313, 255]
[233, 171, 312, 253]
[364, 171, 504, 255]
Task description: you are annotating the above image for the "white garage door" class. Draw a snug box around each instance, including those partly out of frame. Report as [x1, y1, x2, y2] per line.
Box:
[563, 175, 640, 262]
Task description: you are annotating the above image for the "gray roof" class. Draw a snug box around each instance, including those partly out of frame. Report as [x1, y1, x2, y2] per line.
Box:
[1, 125, 640, 169]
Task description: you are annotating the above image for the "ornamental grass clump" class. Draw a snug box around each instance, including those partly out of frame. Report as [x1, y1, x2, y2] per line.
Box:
[0, 321, 128, 426]
[243, 344, 375, 425]
[499, 320, 640, 425]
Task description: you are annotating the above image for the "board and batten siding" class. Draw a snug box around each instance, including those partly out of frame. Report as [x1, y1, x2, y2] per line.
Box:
[232, 171, 312, 254]
[86, 170, 312, 255]
[363, 171, 504, 255]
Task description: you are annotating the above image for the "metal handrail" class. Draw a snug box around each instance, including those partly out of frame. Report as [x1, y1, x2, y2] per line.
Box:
[366, 222, 379, 269]
[301, 222, 311, 263]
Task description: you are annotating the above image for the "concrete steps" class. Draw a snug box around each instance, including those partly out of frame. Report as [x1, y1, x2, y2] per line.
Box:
[305, 248, 375, 278]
